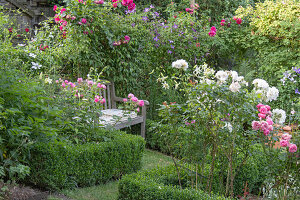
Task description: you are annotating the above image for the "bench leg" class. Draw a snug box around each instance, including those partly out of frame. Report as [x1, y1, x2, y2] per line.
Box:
[141, 121, 145, 138]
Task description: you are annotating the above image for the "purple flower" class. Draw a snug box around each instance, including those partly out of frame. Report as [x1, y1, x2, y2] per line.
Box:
[293, 67, 300, 74]
[168, 50, 172, 54]
[153, 36, 159, 41]
[154, 43, 159, 48]
[171, 45, 174, 49]
[150, 4, 154, 8]
[142, 16, 148, 21]
[296, 89, 300, 94]
[144, 8, 150, 12]
[131, 23, 135, 27]
[173, 24, 178, 29]
[192, 28, 196, 32]
[169, 40, 173, 43]
[153, 12, 159, 18]
[163, 25, 169, 29]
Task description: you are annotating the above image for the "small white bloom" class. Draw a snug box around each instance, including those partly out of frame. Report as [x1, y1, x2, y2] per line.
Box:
[215, 70, 228, 82]
[266, 87, 279, 102]
[204, 68, 215, 78]
[224, 122, 233, 132]
[229, 82, 241, 92]
[252, 79, 269, 90]
[272, 109, 286, 124]
[230, 71, 239, 81]
[193, 66, 202, 77]
[162, 82, 169, 89]
[18, 44, 26, 47]
[31, 62, 42, 69]
[172, 59, 188, 70]
[29, 53, 37, 58]
[44, 77, 53, 84]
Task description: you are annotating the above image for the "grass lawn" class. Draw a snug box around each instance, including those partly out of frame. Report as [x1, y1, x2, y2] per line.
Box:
[57, 149, 172, 200]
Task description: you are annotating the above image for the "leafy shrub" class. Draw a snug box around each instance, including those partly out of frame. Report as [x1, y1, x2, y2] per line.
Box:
[28, 129, 145, 190]
[118, 165, 231, 200]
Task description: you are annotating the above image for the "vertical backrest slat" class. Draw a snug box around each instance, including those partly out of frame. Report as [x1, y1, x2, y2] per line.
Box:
[107, 84, 111, 109]
[103, 88, 107, 109]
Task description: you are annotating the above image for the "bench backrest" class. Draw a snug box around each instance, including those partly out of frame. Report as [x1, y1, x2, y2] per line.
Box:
[99, 81, 117, 110]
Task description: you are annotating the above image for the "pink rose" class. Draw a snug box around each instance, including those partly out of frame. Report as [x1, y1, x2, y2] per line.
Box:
[78, 0, 83, 3]
[61, 8, 66, 14]
[265, 105, 271, 111]
[87, 80, 94, 85]
[112, 0, 118, 2]
[282, 133, 292, 142]
[53, 5, 57, 11]
[252, 121, 261, 130]
[62, 82, 66, 88]
[94, 97, 100, 103]
[94, 0, 104, 4]
[208, 30, 216, 37]
[220, 19, 225, 26]
[113, 2, 118, 8]
[136, 107, 140, 112]
[236, 18, 242, 24]
[280, 140, 289, 147]
[65, 80, 69, 83]
[210, 26, 216, 32]
[56, 80, 59, 83]
[97, 83, 102, 88]
[100, 98, 106, 104]
[256, 103, 264, 109]
[191, 120, 195, 124]
[233, 16, 238, 21]
[124, 35, 130, 41]
[260, 121, 269, 131]
[62, 20, 68, 26]
[128, 93, 134, 98]
[138, 100, 144, 107]
[131, 97, 138, 102]
[81, 18, 87, 24]
[77, 78, 83, 83]
[263, 129, 270, 136]
[185, 121, 190, 126]
[268, 125, 273, 131]
[258, 113, 266, 119]
[185, 8, 190, 12]
[123, 98, 128, 102]
[70, 83, 76, 88]
[59, 26, 63, 31]
[266, 118, 273, 125]
[259, 106, 268, 114]
[55, 16, 60, 23]
[128, 3, 135, 11]
[289, 144, 297, 153]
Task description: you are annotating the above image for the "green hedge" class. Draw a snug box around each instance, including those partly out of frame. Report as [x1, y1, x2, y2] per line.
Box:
[28, 129, 145, 190]
[118, 165, 231, 200]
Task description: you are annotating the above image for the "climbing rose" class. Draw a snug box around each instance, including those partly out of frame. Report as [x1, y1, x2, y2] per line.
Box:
[259, 106, 268, 114]
[61, 8, 66, 14]
[280, 140, 289, 147]
[236, 18, 242, 24]
[138, 100, 144, 107]
[128, 3, 135, 11]
[25, 28, 29, 32]
[100, 98, 106, 104]
[258, 113, 266, 119]
[53, 5, 57, 11]
[128, 93, 134, 98]
[124, 35, 130, 41]
[113, 2, 118, 7]
[220, 19, 225, 26]
[131, 97, 138, 102]
[289, 144, 297, 153]
[81, 18, 87, 24]
[266, 118, 273, 125]
[94, 97, 100, 103]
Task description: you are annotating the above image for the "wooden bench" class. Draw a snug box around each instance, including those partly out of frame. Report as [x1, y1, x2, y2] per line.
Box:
[97, 81, 149, 138]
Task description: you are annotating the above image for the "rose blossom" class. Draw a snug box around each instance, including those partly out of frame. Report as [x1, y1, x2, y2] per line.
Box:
[138, 100, 144, 107]
[100, 98, 106, 104]
[266, 117, 273, 125]
[258, 113, 266, 119]
[281, 133, 292, 141]
[236, 18, 242, 24]
[61, 8, 66, 14]
[77, 78, 83, 83]
[123, 98, 128, 102]
[289, 144, 297, 153]
[53, 5, 57, 11]
[259, 106, 268, 114]
[263, 129, 270, 136]
[252, 121, 261, 130]
[81, 18, 87, 24]
[260, 121, 269, 131]
[131, 97, 138, 102]
[124, 35, 130, 41]
[256, 103, 264, 109]
[128, 3, 136, 11]
[113, 2, 118, 8]
[280, 140, 289, 147]
[128, 93, 134, 98]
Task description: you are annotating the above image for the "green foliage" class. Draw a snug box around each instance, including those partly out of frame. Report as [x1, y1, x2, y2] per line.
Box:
[28, 129, 145, 190]
[118, 165, 231, 200]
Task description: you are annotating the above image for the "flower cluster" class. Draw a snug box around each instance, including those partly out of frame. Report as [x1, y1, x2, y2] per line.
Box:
[112, 0, 136, 11]
[122, 93, 145, 113]
[172, 59, 188, 70]
[272, 109, 286, 124]
[252, 79, 279, 102]
[252, 103, 274, 136]
[233, 16, 242, 24]
[280, 133, 297, 153]
[214, 70, 247, 92]
[208, 26, 217, 37]
[113, 35, 131, 46]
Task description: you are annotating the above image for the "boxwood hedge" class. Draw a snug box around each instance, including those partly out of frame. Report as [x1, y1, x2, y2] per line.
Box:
[118, 165, 231, 200]
[28, 129, 145, 190]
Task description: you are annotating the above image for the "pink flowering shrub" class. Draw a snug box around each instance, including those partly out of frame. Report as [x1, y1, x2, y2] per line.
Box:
[120, 93, 145, 114]
[252, 103, 274, 136]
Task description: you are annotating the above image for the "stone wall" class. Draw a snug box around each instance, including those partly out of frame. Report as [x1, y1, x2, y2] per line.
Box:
[0, 0, 55, 30]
